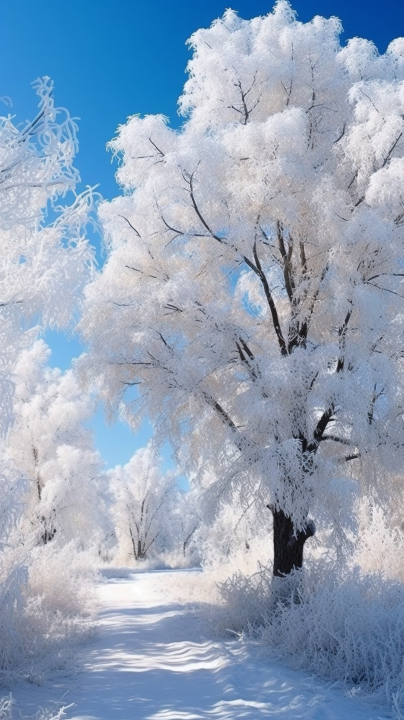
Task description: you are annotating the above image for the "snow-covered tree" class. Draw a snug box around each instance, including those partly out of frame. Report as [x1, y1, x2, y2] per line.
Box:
[6, 340, 111, 551]
[0, 78, 94, 547]
[81, 4, 404, 576]
[0, 78, 94, 418]
[110, 445, 180, 562]
[0, 80, 96, 682]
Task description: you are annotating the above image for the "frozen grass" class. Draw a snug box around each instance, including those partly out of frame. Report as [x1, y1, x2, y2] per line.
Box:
[0, 542, 96, 687]
[0, 696, 12, 718]
[354, 504, 404, 582]
[0, 694, 71, 719]
[217, 560, 404, 713]
[186, 505, 404, 717]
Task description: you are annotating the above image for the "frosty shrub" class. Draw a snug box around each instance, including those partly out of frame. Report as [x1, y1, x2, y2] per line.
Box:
[0, 542, 96, 686]
[0, 695, 72, 720]
[0, 696, 12, 719]
[196, 493, 272, 579]
[0, 539, 96, 686]
[354, 503, 404, 582]
[218, 561, 404, 712]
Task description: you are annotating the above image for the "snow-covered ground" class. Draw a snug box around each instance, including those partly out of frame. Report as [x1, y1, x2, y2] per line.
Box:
[10, 569, 391, 720]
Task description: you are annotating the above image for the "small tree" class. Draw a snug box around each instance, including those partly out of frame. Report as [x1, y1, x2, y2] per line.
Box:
[81, 4, 404, 575]
[109, 445, 180, 562]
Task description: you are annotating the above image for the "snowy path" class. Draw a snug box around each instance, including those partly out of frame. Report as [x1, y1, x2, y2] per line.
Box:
[13, 570, 390, 720]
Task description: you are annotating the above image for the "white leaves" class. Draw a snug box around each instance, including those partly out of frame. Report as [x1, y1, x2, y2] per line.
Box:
[366, 157, 404, 219]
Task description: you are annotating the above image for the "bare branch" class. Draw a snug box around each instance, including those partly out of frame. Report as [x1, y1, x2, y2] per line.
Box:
[251, 241, 288, 356]
[148, 137, 165, 157]
[336, 303, 352, 372]
[319, 434, 352, 446]
[333, 123, 346, 144]
[188, 172, 226, 244]
[119, 215, 141, 237]
[380, 132, 402, 170]
[229, 73, 262, 125]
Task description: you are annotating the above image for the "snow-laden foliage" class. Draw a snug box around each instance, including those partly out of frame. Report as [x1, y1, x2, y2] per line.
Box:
[6, 340, 112, 553]
[109, 444, 185, 564]
[80, 2, 404, 572]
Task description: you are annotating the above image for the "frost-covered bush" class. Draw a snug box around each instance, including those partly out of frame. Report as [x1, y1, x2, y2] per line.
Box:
[196, 491, 272, 579]
[218, 559, 404, 712]
[0, 694, 72, 719]
[0, 541, 95, 686]
[354, 503, 404, 582]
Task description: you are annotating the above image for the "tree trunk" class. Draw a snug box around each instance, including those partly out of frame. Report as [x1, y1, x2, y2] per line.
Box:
[138, 539, 146, 559]
[40, 515, 57, 545]
[271, 507, 315, 577]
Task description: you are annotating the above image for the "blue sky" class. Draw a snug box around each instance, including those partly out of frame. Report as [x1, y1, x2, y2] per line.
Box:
[1, 0, 403, 468]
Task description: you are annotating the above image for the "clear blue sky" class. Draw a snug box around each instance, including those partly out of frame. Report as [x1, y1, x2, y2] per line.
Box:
[1, 0, 403, 468]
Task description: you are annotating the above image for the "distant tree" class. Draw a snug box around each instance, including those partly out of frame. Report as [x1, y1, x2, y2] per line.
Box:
[109, 445, 180, 562]
[81, 4, 404, 576]
[6, 340, 111, 550]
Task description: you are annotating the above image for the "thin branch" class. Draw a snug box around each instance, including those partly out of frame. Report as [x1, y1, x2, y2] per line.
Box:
[277, 220, 294, 302]
[251, 241, 287, 356]
[333, 123, 346, 144]
[380, 132, 402, 169]
[343, 453, 360, 462]
[366, 272, 404, 282]
[148, 137, 165, 156]
[320, 434, 352, 446]
[188, 172, 226, 244]
[365, 281, 404, 299]
[119, 215, 141, 237]
[336, 303, 352, 372]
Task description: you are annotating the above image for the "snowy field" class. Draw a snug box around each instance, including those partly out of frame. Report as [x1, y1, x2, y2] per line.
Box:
[10, 569, 392, 720]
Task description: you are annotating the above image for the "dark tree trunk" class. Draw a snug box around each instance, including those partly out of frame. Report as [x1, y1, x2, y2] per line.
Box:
[270, 507, 315, 577]
[40, 515, 57, 545]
